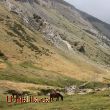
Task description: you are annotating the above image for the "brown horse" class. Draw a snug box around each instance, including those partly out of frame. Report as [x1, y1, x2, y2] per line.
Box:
[50, 92, 63, 101]
[6, 90, 23, 98]
[6, 90, 30, 98]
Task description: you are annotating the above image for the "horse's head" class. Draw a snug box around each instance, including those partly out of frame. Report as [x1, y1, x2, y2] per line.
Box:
[59, 93, 63, 101]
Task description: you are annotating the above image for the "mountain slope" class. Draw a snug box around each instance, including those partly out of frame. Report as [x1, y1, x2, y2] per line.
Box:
[0, 0, 110, 90]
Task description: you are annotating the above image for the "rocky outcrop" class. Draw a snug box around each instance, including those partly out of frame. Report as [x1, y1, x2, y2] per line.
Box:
[5, 0, 22, 14]
[42, 23, 71, 51]
[4, 0, 73, 52]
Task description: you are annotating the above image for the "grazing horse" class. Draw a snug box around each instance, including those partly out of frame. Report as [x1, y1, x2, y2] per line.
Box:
[50, 92, 63, 101]
[6, 90, 30, 98]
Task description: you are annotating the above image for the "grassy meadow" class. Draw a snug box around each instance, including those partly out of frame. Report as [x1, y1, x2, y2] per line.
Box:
[0, 91, 110, 110]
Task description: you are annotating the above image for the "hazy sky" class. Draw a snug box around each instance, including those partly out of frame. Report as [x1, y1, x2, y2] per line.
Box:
[65, 0, 110, 24]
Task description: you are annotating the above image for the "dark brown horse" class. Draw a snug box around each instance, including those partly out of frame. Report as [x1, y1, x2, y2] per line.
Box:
[50, 92, 63, 101]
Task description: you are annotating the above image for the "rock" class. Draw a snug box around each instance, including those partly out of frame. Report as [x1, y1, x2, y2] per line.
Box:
[78, 45, 85, 53]
[65, 85, 77, 95]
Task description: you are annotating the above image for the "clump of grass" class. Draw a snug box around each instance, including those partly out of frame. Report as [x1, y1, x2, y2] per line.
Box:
[13, 39, 24, 48]
[84, 82, 107, 89]
[5, 30, 17, 37]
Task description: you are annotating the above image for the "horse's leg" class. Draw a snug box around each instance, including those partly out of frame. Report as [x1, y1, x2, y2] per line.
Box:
[56, 96, 59, 101]
[50, 97, 54, 102]
[56, 98, 57, 101]
[52, 97, 54, 101]
[58, 97, 59, 101]
[12, 94, 14, 98]
[50, 96, 52, 102]
[16, 94, 19, 99]
[56, 98, 58, 101]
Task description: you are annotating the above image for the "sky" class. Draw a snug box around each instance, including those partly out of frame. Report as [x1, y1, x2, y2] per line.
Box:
[65, 0, 110, 24]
